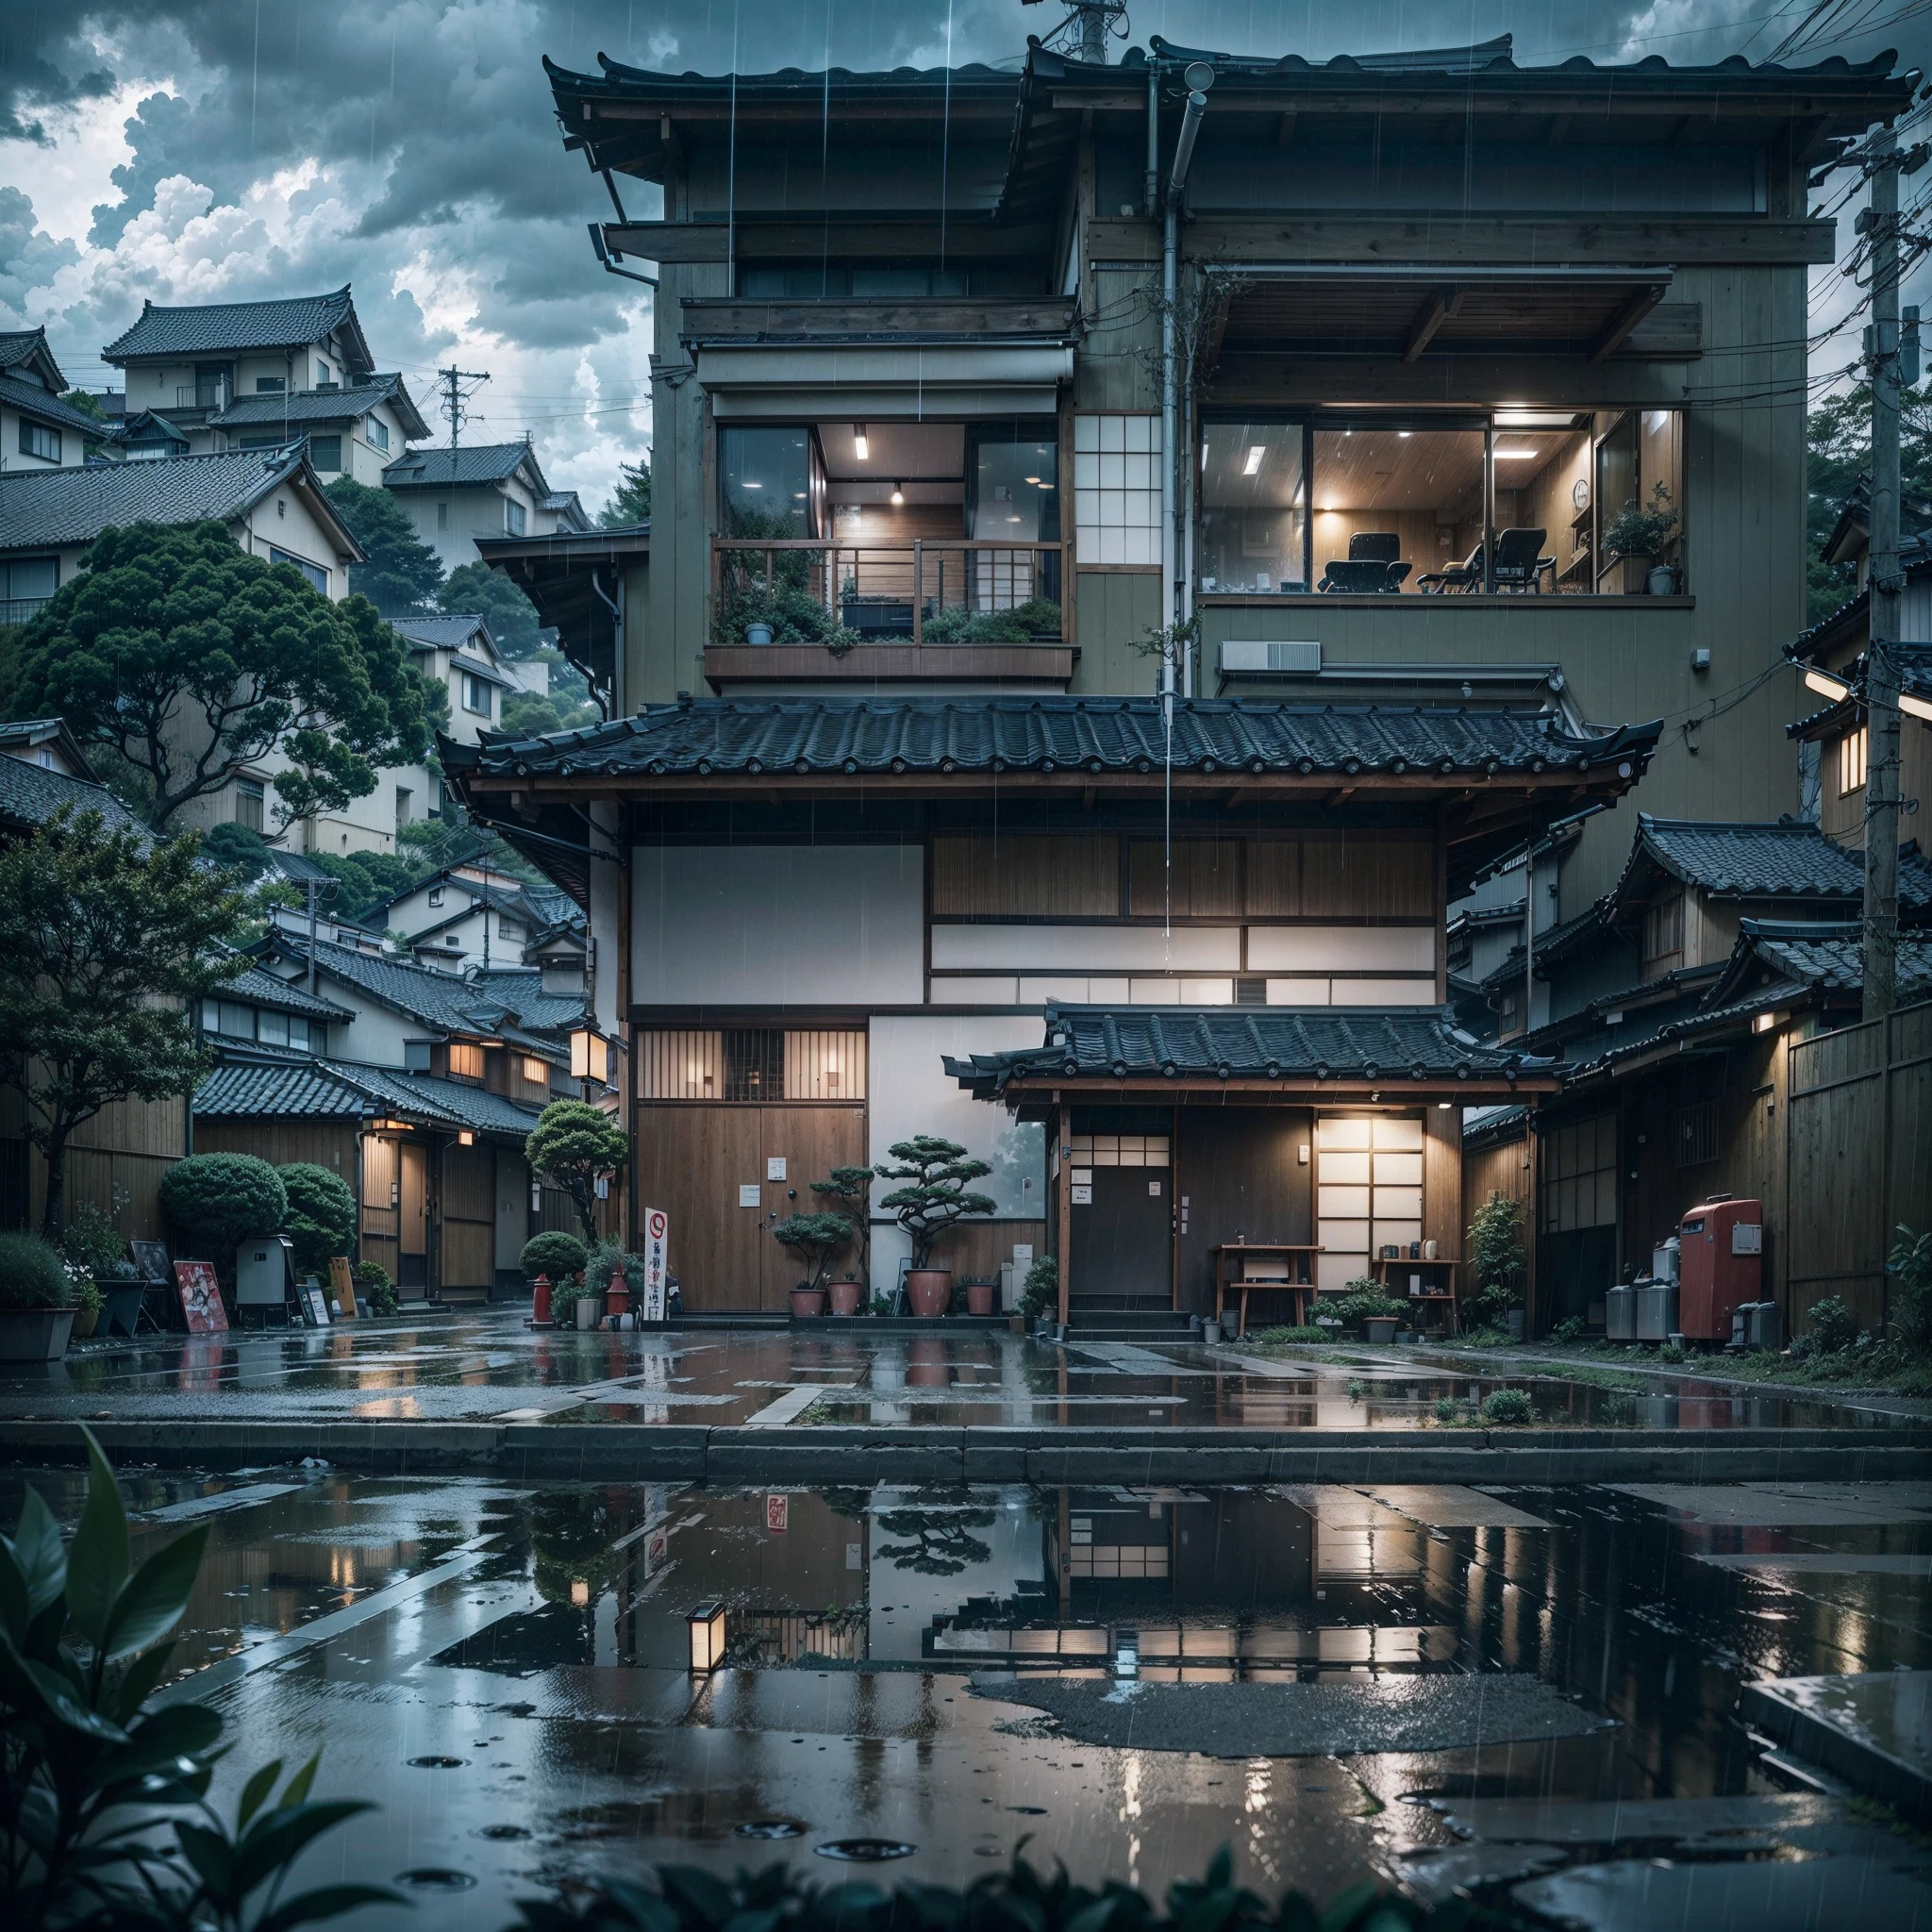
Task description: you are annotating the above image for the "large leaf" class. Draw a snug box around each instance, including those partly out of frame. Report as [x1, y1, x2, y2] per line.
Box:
[65, 1427, 131, 1648]
[278, 1751, 320, 1807]
[110, 1639, 178, 1724]
[22, 1654, 127, 1741]
[102, 1523, 208, 1661]
[174, 1819, 237, 1894]
[658, 1865, 739, 1931]
[9, 1482, 68, 1618]
[238, 1757, 284, 1830]
[255, 1883, 411, 1932]
[0, 1536, 27, 1642]
[234, 1800, 375, 1899]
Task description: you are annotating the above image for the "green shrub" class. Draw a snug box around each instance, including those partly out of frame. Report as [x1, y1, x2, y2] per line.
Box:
[0, 1232, 73, 1310]
[1807, 1293, 1858, 1354]
[523, 1231, 589, 1283]
[1432, 1396, 1471, 1424]
[158, 1153, 287, 1260]
[1019, 1254, 1058, 1324]
[1549, 1315, 1586, 1343]
[1480, 1387, 1534, 1425]
[1657, 1340, 1686, 1364]
[1252, 1324, 1328, 1344]
[279, 1163, 358, 1278]
[1890, 1225, 1932, 1356]
[353, 1260, 398, 1317]
[1466, 1190, 1525, 1308]
[1328, 1288, 1406, 1328]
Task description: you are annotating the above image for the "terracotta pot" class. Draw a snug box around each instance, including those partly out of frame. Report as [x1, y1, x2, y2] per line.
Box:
[790, 1286, 828, 1320]
[965, 1279, 996, 1317]
[904, 1269, 951, 1318]
[829, 1279, 864, 1317]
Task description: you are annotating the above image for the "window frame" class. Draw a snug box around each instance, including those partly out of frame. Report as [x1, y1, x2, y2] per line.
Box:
[462, 674, 491, 717]
[505, 498, 527, 537]
[19, 420, 59, 463]
[1840, 724, 1869, 796]
[268, 546, 328, 596]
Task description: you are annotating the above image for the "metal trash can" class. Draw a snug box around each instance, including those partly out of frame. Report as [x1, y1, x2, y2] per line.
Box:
[1745, 1302, 1783, 1351]
[1636, 1279, 1679, 1342]
[1606, 1284, 1639, 1341]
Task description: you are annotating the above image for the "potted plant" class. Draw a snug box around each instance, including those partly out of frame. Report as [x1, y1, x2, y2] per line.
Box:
[811, 1167, 874, 1316]
[70, 1273, 104, 1341]
[1019, 1255, 1059, 1334]
[1330, 1283, 1408, 1343]
[875, 1136, 996, 1318]
[0, 1232, 77, 1360]
[354, 1261, 399, 1317]
[1603, 482, 1681, 593]
[963, 1277, 998, 1317]
[772, 1210, 850, 1320]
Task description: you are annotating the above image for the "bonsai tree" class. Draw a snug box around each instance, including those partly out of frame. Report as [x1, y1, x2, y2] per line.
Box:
[522, 1230, 589, 1282]
[874, 1135, 996, 1271]
[1466, 1190, 1525, 1327]
[772, 1211, 853, 1294]
[158, 1154, 287, 1265]
[810, 1166, 874, 1282]
[279, 1163, 358, 1279]
[524, 1101, 627, 1238]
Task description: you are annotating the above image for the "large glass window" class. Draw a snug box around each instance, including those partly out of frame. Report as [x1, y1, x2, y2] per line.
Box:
[1200, 424, 1305, 593]
[1199, 409, 1684, 594]
[721, 426, 820, 539]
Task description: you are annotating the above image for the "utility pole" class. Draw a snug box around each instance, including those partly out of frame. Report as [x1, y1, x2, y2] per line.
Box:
[440, 364, 490, 537]
[1865, 126, 1903, 1020]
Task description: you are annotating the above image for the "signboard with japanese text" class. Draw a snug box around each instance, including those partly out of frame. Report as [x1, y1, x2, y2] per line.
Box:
[766, 1494, 790, 1534]
[642, 1207, 668, 1322]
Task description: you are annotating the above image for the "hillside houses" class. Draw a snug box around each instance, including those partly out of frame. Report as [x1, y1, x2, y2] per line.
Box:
[382, 440, 591, 575]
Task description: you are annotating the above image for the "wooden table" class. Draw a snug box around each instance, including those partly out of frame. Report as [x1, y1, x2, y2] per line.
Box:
[1212, 1244, 1323, 1337]
[1370, 1256, 1460, 1333]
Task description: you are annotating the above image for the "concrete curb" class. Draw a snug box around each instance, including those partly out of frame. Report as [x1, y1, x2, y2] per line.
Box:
[3, 1419, 1928, 1484]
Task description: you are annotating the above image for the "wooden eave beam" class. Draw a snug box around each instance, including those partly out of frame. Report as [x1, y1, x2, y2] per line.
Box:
[1403, 288, 1462, 361]
[1589, 282, 1668, 362]
[989, 1075, 1559, 1100]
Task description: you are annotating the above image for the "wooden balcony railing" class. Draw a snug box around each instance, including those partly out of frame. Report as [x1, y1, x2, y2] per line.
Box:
[712, 538, 1064, 647]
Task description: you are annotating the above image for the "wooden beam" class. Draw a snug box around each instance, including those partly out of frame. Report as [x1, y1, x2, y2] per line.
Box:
[1589, 282, 1667, 362]
[1326, 786, 1357, 808]
[1403, 288, 1462, 361]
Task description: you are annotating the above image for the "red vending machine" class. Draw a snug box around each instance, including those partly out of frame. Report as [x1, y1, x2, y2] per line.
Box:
[1678, 1197, 1763, 1341]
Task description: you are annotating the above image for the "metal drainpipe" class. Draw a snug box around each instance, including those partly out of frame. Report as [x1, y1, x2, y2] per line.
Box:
[1163, 85, 1208, 696]
[1143, 63, 1159, 218]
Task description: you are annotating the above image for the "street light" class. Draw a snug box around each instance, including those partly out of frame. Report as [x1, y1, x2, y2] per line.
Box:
[570, 1025, 608, 1085]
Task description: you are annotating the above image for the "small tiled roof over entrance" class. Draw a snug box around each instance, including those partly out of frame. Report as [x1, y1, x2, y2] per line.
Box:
[946, 1005, 1553, 1100]
[1617, 813, 1932, 906]
[456, 697, 1657, 783]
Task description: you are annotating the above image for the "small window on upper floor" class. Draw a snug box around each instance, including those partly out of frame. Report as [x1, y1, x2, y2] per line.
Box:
[269, 546, 328, 596]
[462, 674, 491, 716]
[405, 1041, 433, 1073]
[315, 358, 332, 385]
[256, 376, 285, 393]
[447, 1041, 485, 1082]
[367, 416, 390, 452]
[521, 1056, 549, 1086]
[1643, 891, 1686, 977]
[428, 886, 444, 908]
[497, 918, 523, 942]
[505, 499, 526, 537]
[1840, 725, 1869, 795]
[19, 421, 58, 463]
[307, 435, 342, 473]
[233, 779, 264, 833]
[437, 501, 449, 531]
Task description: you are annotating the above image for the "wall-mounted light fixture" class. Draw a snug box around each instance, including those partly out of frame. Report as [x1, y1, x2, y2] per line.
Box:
[687, 1598, 727, 1673]
[570, 1026, 609, 1084]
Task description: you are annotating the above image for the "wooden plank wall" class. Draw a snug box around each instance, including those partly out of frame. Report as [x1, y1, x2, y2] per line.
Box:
[1787, 999, 1932, 1335]
[924, 1218, 1048, 1286]
[1173, 1104, 1314, 1317]
[634, 1102, 866, 1310]
[441, 1141, 496, 1290]
[2, 1084, 188, 1241]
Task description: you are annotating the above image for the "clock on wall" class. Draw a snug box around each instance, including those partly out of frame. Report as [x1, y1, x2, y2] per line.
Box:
[1573, 476, 1591, 511]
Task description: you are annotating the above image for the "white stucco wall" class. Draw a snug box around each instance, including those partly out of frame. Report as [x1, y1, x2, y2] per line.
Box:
[630, 844, 924, 1008]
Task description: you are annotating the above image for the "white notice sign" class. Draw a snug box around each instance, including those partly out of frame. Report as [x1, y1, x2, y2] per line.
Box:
[1071, 1185, 1093, 1205]
[641, 1207, 668, 1322]
[766, 1156, 788, 1181]
[739, 1183, 762, 1208]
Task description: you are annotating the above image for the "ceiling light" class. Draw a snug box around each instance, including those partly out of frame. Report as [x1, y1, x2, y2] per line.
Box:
[1805, 668, 1852, 702]
[1024, 475, 1041, 484]
[890, 481, 905, 505]
[1495, 411, 1576, 428]
[1902, 691, 1932, 722]
[1398, 430, 1412, 440]
[1753, 1010, 1781, 1034]
[854, 425, 869, 459]
[1243, 445, 1265, 475]
[741, 479, 763, 489]
[1492, 447, 1540, 459]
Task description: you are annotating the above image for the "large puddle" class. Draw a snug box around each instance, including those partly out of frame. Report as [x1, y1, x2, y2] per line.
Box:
[6, 1466, 1932, 1924]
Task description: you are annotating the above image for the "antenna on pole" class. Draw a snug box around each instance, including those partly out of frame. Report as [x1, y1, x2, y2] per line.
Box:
[1022, 0, 1129, 64]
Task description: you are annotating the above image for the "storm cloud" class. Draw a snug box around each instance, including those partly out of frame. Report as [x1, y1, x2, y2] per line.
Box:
[2, 0, 1927, 510]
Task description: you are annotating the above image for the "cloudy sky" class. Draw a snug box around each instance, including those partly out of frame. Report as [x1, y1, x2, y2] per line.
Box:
[4, 1, 1929, 514]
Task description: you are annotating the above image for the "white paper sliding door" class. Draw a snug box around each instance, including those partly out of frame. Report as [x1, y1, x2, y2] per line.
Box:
[1314, 1115, 1425, 1292]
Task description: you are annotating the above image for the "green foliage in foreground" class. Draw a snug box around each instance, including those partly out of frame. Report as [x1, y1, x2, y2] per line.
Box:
[0, 1233, 72, 1311]
[505, 1845, 1524, 1932]
[0, 1427, 395, 1929]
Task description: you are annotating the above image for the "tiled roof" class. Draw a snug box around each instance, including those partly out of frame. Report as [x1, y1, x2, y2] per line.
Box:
[391, 613, 496, 654]
[263, 934, 578, 1037]
[465, 967, 585, 1031]
[947, 1004, 1552, 1098]
[103, 288, 366, 366]
[451, 696, 1659, 783]
[0, 755, 145, 838]
[193, 1052, 542, 1137]
[1477, 898, 1618, 994]
[384, 442, 540, 490]
[1619, 814, 1932, 908]
[221, 962, 354, 1022]
[208, 374, 408, 428]
[1709, 919, 1932, 1008]
[0, 330, 47, 372]
[451, 653, 519, 691]
[0, 375, 103, 436]
[0, 446, 309, 551]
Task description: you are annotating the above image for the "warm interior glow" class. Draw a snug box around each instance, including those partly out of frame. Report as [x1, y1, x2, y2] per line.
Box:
[890, 481, 905, 505]
[570, 1027, 608, 1083]
[1753, 1011, 1781, 1034]
[1900, 691, 1932, 722]
[688, 1599, 727, 1673]
[1806, 668, 1852, 701]
[458, 1130, 475, 1146]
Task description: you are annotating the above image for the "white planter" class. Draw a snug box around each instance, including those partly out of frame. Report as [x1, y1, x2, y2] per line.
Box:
[0, 1307, 76, 1361]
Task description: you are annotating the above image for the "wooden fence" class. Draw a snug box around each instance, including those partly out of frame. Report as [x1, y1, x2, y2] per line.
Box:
[1785, 998, 1932, 1333]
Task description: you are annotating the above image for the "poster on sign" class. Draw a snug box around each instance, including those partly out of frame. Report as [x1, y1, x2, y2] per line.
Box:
[641, 1207, 668, 1322]
[173, 1261, 228, 1335]
[766, 1494, 789, 1534]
